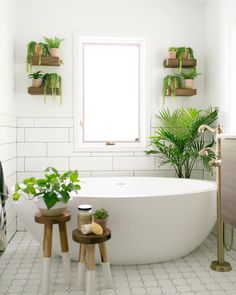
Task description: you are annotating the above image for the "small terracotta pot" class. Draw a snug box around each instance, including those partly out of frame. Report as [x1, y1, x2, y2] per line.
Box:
[94, 218, 107, 231]
[184, 79, 194, 89]
[168, 51, 177, 59]
[32, 78, 42, 87]
[49, 48, 59, 57]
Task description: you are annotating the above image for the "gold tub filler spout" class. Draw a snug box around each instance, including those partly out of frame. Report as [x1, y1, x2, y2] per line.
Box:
[198, 124, 232, 272]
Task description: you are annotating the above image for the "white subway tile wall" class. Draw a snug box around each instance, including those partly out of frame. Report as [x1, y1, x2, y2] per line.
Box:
[0, 114, 17, 242]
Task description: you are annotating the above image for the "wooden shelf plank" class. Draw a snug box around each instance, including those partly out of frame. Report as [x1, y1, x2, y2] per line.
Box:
[164, 59, 197, 68]
[28, 87, 60, 95]
[165, 88, 197, 96]
[31, 56, 60, 66]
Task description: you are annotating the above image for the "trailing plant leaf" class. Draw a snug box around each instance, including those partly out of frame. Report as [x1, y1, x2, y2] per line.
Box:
[42, 73, 62, 104]
[146, 107, 219, 178]
[26, 41, 37, 73]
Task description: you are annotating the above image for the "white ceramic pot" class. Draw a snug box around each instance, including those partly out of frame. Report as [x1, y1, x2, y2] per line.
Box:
[34, 197, 67, 216]
[49, 48, 59, 57]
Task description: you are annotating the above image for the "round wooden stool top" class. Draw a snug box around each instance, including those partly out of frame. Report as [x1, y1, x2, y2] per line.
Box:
[72, 228, 111, 244]
[34, 210, 71, 225]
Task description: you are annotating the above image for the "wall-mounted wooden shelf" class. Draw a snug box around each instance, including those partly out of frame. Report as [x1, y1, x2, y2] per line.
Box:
[28, 87, 60, 95]
[32, 56, 60, 66]
[164, 59, 197, 68]
[165, 88, 197, 96]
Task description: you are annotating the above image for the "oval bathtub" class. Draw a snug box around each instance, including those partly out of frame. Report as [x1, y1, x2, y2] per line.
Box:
[15, 177, 216, 265]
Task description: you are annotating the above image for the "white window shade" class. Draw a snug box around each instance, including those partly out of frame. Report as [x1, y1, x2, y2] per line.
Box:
[74, 36, 146, 151]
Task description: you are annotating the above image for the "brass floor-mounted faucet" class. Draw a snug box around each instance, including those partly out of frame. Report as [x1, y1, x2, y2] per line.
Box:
[198, 124, 232, 272]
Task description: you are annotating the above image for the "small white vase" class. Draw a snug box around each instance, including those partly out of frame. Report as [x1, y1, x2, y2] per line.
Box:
[34, 197, 67, 216]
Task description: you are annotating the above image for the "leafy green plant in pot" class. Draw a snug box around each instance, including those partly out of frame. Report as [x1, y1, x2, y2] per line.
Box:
[146, 107, 219, 178]
[26, 41, 49, 73]
[94, 209, 109, 230]
[162, 74, 182, 99]
[177, 67, 201, 89]
[12, 167, 80, 216]
[42, 73, 62, 104]
[176, 47, 195, 72]
[44, 36, 64, 58]
[168, 47, 177, 59]
[28, 71, 43, 87]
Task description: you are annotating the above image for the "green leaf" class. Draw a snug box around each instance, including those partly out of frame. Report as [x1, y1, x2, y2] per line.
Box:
[23, 177, 36, 185]
[14, 183, 21, 191]
[66, 183, 74, 192]
[12, 192, 21, 201]
[36, 179, 47, 187]
[23, 184, 36, 195]
[43, 191, 58, 209]
[74, 184, 81, 191]
[70, 171, 79, 182]
[60, 191, 70, 204]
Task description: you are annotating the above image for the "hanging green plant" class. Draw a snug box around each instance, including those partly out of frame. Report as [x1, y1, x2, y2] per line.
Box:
[162, 74, 182, 100]
[42, 73, 62, 104]
[26, 41, 49, 73]
[176, 47, 195, 72]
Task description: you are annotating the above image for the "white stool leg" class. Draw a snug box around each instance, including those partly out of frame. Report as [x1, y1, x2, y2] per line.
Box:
[42, 257, 51, 295]
[78, 244, 86, 288]
[62, 252, 71, 284]
[86, 270, 96, 295]
[101, 262, 113, 288]
[86, 244, 96, 295]
[99, 242, 113, 288]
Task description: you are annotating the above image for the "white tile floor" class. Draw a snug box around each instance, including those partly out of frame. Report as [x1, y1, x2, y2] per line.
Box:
[0, 232, 236, 295]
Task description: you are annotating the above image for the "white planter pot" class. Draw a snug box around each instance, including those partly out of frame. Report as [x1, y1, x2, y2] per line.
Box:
[34, 197, 67, 216]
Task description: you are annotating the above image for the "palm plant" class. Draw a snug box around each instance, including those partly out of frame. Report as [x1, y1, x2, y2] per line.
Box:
[146, 107, 219, 178]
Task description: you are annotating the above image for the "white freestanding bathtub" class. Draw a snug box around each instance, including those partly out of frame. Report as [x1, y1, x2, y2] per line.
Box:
[15, 177, 216, 265]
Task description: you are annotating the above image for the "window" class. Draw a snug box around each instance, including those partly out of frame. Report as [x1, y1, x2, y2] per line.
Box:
[74, 36, 146, 151]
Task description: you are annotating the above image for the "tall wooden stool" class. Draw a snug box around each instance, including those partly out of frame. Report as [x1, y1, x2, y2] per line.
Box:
[35, 211, 71, 295]
[72, 228, 113, 295]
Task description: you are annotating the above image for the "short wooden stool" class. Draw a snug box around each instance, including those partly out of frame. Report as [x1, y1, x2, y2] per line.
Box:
[35, 211, 71, 295]
[72, 228, 113, 295]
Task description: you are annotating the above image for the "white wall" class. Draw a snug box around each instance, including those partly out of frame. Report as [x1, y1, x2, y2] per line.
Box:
[0, 0, 17, 241]
[14, 0, 207, 181]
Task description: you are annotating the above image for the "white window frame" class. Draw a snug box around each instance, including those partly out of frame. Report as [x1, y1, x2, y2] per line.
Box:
[73, 34, 146, 151]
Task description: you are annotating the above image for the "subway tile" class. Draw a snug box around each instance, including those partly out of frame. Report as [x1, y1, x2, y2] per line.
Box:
[25, 128, 69, 142]
[69, 128, 74, 142]
[2, 158, 16, 178]
[70, 156, 112, 171]
[0, 126, 16, 144]
[17, 143, 47, 157]
[34, 117, 73, 127]
[17, 171, 45, 182]
[0, 143, 16, 161]
[91, 152, 134, 157]
[17, 117, 34, 127]
[113, 156, 155, 171]
[6, 205, 16, 225]
[0, 114, 16, 127]
[6, 173, 16, 188]
[17, 157, 24, 171]
[25, 157, 69, 171]
[48, 143, 90, 157]
[17, 128, 25, 142]
[91, 170, 134, 177]
[191, 170, 204, 179]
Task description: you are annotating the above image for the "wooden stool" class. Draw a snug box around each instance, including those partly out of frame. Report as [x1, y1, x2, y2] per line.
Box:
[35, 211, 71, 295]
[72, 228, 113, 295]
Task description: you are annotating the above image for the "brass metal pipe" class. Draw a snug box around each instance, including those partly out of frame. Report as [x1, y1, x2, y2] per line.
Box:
[199, 124, 232, 272]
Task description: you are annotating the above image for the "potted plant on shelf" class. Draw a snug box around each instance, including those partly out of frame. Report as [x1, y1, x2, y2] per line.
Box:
[28, 71, 43, 87]
[176, 47, 195, 71]
[42, 73, 62, 103]
[26, 41, 49, 73]
[177, 67, 201, 89]
[12, 167, 81, 216]
[146, 107, 219, 178]
[168, 47, 177, 59]
[43, 36, 64, 58]
[94, 208, 109, 230]
[162, 74, 182, 99]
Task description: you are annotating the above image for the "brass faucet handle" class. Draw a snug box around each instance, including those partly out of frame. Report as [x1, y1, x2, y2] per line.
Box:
[209, 159, 221, 168]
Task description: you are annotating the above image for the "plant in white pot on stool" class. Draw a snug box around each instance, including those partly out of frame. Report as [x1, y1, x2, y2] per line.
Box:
[12, 167, 81, 216]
